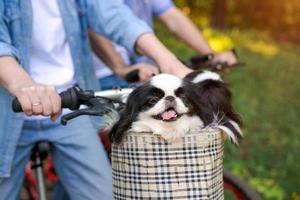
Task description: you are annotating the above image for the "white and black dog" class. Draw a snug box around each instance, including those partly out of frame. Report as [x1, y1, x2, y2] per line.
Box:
[109, 72, 242, 144]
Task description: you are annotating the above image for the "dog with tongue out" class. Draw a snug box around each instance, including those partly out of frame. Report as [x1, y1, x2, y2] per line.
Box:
[109, 73, 210, 143]
[109, 73, 242, 144]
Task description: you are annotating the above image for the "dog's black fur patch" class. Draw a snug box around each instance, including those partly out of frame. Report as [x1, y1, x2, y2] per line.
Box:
[184, 71, 243, 142]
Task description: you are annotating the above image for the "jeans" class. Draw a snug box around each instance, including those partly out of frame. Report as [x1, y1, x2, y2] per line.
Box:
[0, 116, 112, 200]
[99, 74, 129, 90]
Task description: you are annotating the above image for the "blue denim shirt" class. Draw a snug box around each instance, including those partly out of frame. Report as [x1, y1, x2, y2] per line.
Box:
[124, 0, 174, 64]
[0, 0, 151, 178]
[124, 0, 174, 27]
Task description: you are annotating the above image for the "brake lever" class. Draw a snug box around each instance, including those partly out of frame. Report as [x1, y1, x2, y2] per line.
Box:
[61, 111, 84, 125]
[72, 86, 95, 105]
[60, 97, 113, 125]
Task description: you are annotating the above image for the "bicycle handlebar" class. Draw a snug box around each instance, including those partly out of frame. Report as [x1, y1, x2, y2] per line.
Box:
[12, 87, 92, 113]
[12, 86, 133, 125]
[184, 49, 245, 71]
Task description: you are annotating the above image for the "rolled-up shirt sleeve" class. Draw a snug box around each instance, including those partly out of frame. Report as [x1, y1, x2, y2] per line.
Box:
[87, 0, 153, 55]
[0, 42, 20, 61]
[151, 0, 174, 17]
[0, 4, 21, 62]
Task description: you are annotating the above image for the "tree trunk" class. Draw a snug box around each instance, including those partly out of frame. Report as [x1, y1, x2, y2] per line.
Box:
[210, 0, 227, 29]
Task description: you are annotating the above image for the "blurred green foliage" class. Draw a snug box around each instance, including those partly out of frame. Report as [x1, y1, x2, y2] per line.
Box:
[174, 0, 300, 44]
[154, 21, 300, 200]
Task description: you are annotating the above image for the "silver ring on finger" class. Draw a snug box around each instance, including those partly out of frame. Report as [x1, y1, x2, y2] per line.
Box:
[32, 102, 41, 106]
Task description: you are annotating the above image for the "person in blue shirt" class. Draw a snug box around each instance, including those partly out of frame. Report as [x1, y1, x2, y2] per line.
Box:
[0, 0, 192, 199]
[92, 0, 237, 89]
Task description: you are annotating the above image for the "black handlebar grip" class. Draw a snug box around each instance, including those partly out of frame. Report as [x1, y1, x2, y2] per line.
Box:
[60, 87, 80, 110]
[12, 87, 80, 113]
[190, 53, 214, 64]
[124, 69, 140, 83]
[12, 98, 23, 112]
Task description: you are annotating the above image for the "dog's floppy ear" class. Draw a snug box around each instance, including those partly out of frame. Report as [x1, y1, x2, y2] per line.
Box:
[177, 80, 214, 126]
[108, 90, 140, 144]
[184, 71, 223, 125]
[109, 83, 152, 143]
[184, 71, 243, 144]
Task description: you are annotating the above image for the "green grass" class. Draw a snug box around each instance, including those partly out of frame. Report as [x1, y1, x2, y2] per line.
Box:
[155, 23, 300, 200]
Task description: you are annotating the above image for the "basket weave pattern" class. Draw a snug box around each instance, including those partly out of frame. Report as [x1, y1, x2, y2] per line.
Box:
[112, 129, 224, 200]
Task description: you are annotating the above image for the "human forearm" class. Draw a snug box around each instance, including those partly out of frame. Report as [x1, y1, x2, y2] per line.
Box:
[160, 8, 237, 65]
[0, 56, 61, 120]
[160, 7, 213, 55]
[89, 31, 128, 75]
[0, 56, 35, 94]
[89, 31, 159, 81]
[135, 33, 192, 78]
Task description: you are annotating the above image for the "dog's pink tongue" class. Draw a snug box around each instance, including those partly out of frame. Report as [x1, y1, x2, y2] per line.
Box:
[162, 110, 177, 120]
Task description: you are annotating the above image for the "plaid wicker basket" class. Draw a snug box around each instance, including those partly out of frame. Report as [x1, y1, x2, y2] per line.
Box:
[111, 128, 224, 200]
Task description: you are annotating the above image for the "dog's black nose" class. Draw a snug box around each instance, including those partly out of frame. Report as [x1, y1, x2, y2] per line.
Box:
[165, 96, 175, 102]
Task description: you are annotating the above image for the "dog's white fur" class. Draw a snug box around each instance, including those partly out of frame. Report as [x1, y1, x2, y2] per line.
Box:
[130, 114, 203, 140]
[191, 70, 222, 83]
[151, 73, 183, 95]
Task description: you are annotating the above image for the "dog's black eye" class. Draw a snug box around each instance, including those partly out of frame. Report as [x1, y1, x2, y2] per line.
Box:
[143, 96, 161, 109]
[152, 88, 164, 97]
[175, 87, 185, 98]
[148, 97, 160, 104]
[175, 87, 190, 104]
[143, 88, 164, 108]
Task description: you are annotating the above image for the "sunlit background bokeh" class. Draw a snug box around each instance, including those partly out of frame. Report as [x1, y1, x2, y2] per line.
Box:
[155, 1, 300, 199]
